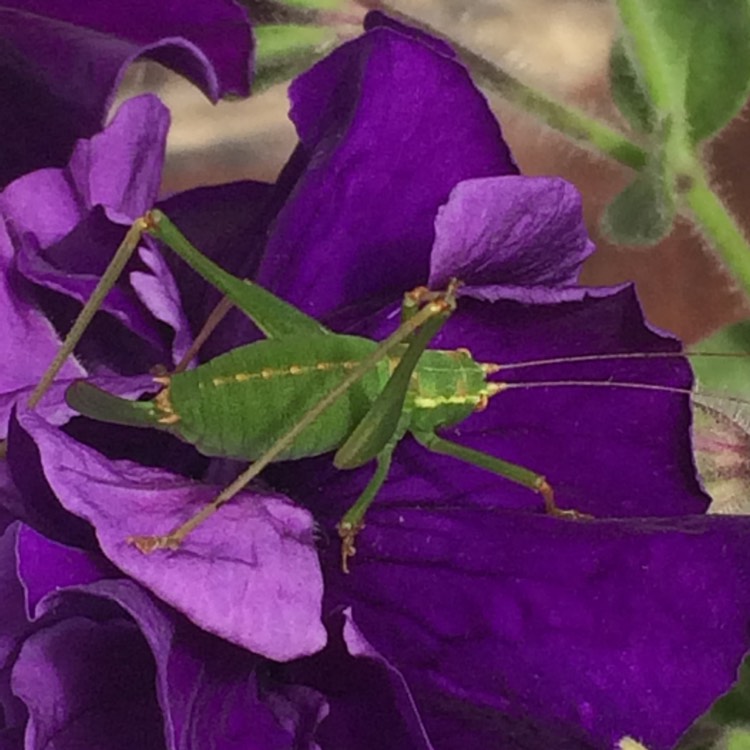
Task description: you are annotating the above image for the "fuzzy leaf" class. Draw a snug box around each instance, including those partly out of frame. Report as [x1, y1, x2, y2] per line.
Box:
[601, 148, 675, 245]
[616, 0, 750, 143]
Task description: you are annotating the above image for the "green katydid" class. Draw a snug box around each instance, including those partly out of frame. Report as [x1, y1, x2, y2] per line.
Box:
[27, 211, 747, 570]
[27, 209, 593, 571]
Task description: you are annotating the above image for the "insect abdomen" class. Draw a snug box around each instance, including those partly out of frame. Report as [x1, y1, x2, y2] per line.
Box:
[166, 334, 385, 460]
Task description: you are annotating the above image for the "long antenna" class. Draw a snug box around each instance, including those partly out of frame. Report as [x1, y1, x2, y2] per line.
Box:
[480, 350, 750, 374]
[488, 380, 750, 408]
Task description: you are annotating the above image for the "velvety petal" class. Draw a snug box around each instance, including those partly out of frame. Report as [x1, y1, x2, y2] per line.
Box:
[131, 243, 194, 366]
[267, 285, 718, 748]
[0, 0, 252, 186]
[11, 616, 165, 749]
[429, 176, 596, 298]
[257, 20, 517, 317]
[6, 407, 99, 549]
[421, 290, 706, 518]
[0, 524, 26, 669]
[5, 94, 168, 230]
[0, 671, 25, 747]
[2, 95, 170, 356]
[0, 466, 17, 536]
[34, 578, 327, 749]
[363, 10, 456, 57]
[282, 609, 434, 750]
[0, 220, 84, 432]
[16, 524, 116, 614]
[16, 409, 326, 661]
[9, 524, 326, 748]
[272, 287, 707, 531]
[321, 511, 750, 750]
[0, 95, 184, 399]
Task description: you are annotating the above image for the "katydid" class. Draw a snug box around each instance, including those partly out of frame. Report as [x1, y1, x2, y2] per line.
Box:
[30, 210, 725, 571]
[26, 210, 582, 570]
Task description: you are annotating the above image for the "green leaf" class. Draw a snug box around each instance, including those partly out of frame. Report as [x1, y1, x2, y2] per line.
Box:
[681, 1, 750, 143]
[691, 321, 750, 397]
[674, 651, 750, 750]
[615, 0, 750, 144]
[601, 144, 675, 244]
[609, 37, 656, 135]
[254, 24, 337, 91]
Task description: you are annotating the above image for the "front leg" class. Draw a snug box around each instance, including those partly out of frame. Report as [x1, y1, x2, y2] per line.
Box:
[337, 443, 398, 573]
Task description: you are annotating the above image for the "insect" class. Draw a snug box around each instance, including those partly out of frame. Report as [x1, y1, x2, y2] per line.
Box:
[28, 210, 734, 570]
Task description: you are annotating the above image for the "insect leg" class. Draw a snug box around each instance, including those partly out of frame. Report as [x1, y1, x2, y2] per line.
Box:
[338, 441, 399, 573]
[173, 295, 234, 372]
[143, 211, 327, 340]
[330, 283, 459, 571]
[28, 219, 149, 408]
[326, 286, 456, 569]
[29, 210, 328, 409]
[412, 430, 590, 520]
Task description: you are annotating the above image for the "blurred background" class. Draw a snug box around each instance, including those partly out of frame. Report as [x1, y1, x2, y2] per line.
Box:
[116, 0, 750, 344]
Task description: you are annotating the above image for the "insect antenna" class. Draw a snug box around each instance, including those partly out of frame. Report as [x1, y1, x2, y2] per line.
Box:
[477, 350, 750, 408]
[479, 350, 750, 374]
[486, 380, 750, 408]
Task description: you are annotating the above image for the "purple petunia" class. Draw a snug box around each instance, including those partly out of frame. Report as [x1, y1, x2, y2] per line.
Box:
[0, 0, 252, 188]
[1, 7, 749, 750]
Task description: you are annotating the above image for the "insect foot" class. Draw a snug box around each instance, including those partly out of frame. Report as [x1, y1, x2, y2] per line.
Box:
[127, 534, 183, 554]
[537, 478, 593, 521]
[547, 507, 593, 521]
[337, 520, 365, 574]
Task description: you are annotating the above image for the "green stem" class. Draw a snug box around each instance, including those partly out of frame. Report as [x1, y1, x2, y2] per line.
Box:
[615, 0, 680, 115]
[376, 2, 647, 170]
[684, 165, 750, 300]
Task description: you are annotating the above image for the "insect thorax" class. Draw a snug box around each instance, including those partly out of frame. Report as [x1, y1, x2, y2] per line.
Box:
[408, 348, 491, 431]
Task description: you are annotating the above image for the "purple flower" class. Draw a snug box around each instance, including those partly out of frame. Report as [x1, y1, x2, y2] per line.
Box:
[1, 9, 749, 750]
[0, 519, 328, 748]
[0, 0, 252, 187]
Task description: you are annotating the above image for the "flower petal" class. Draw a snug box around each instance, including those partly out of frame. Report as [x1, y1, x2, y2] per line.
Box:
[426, 289, 706, 518]
[1, 95, 175, 381]
[364, 10, 456, 57]
[0, 220, 84, 430]
[327, 510, 750, 750]
[258, 22, 516, 316]
[280, 609, 434, 750]
[13, 527, 329, 748]
[15, 409, 326, 661]
[0, 524, 27, 669]
[38, 579, 325, 749]
[429, 176, 596, 297]
[6, 409, 97, 549]
[11, 616, 165, 749]
[16, 524, 116, 615]
[0, 0, 252, 186]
